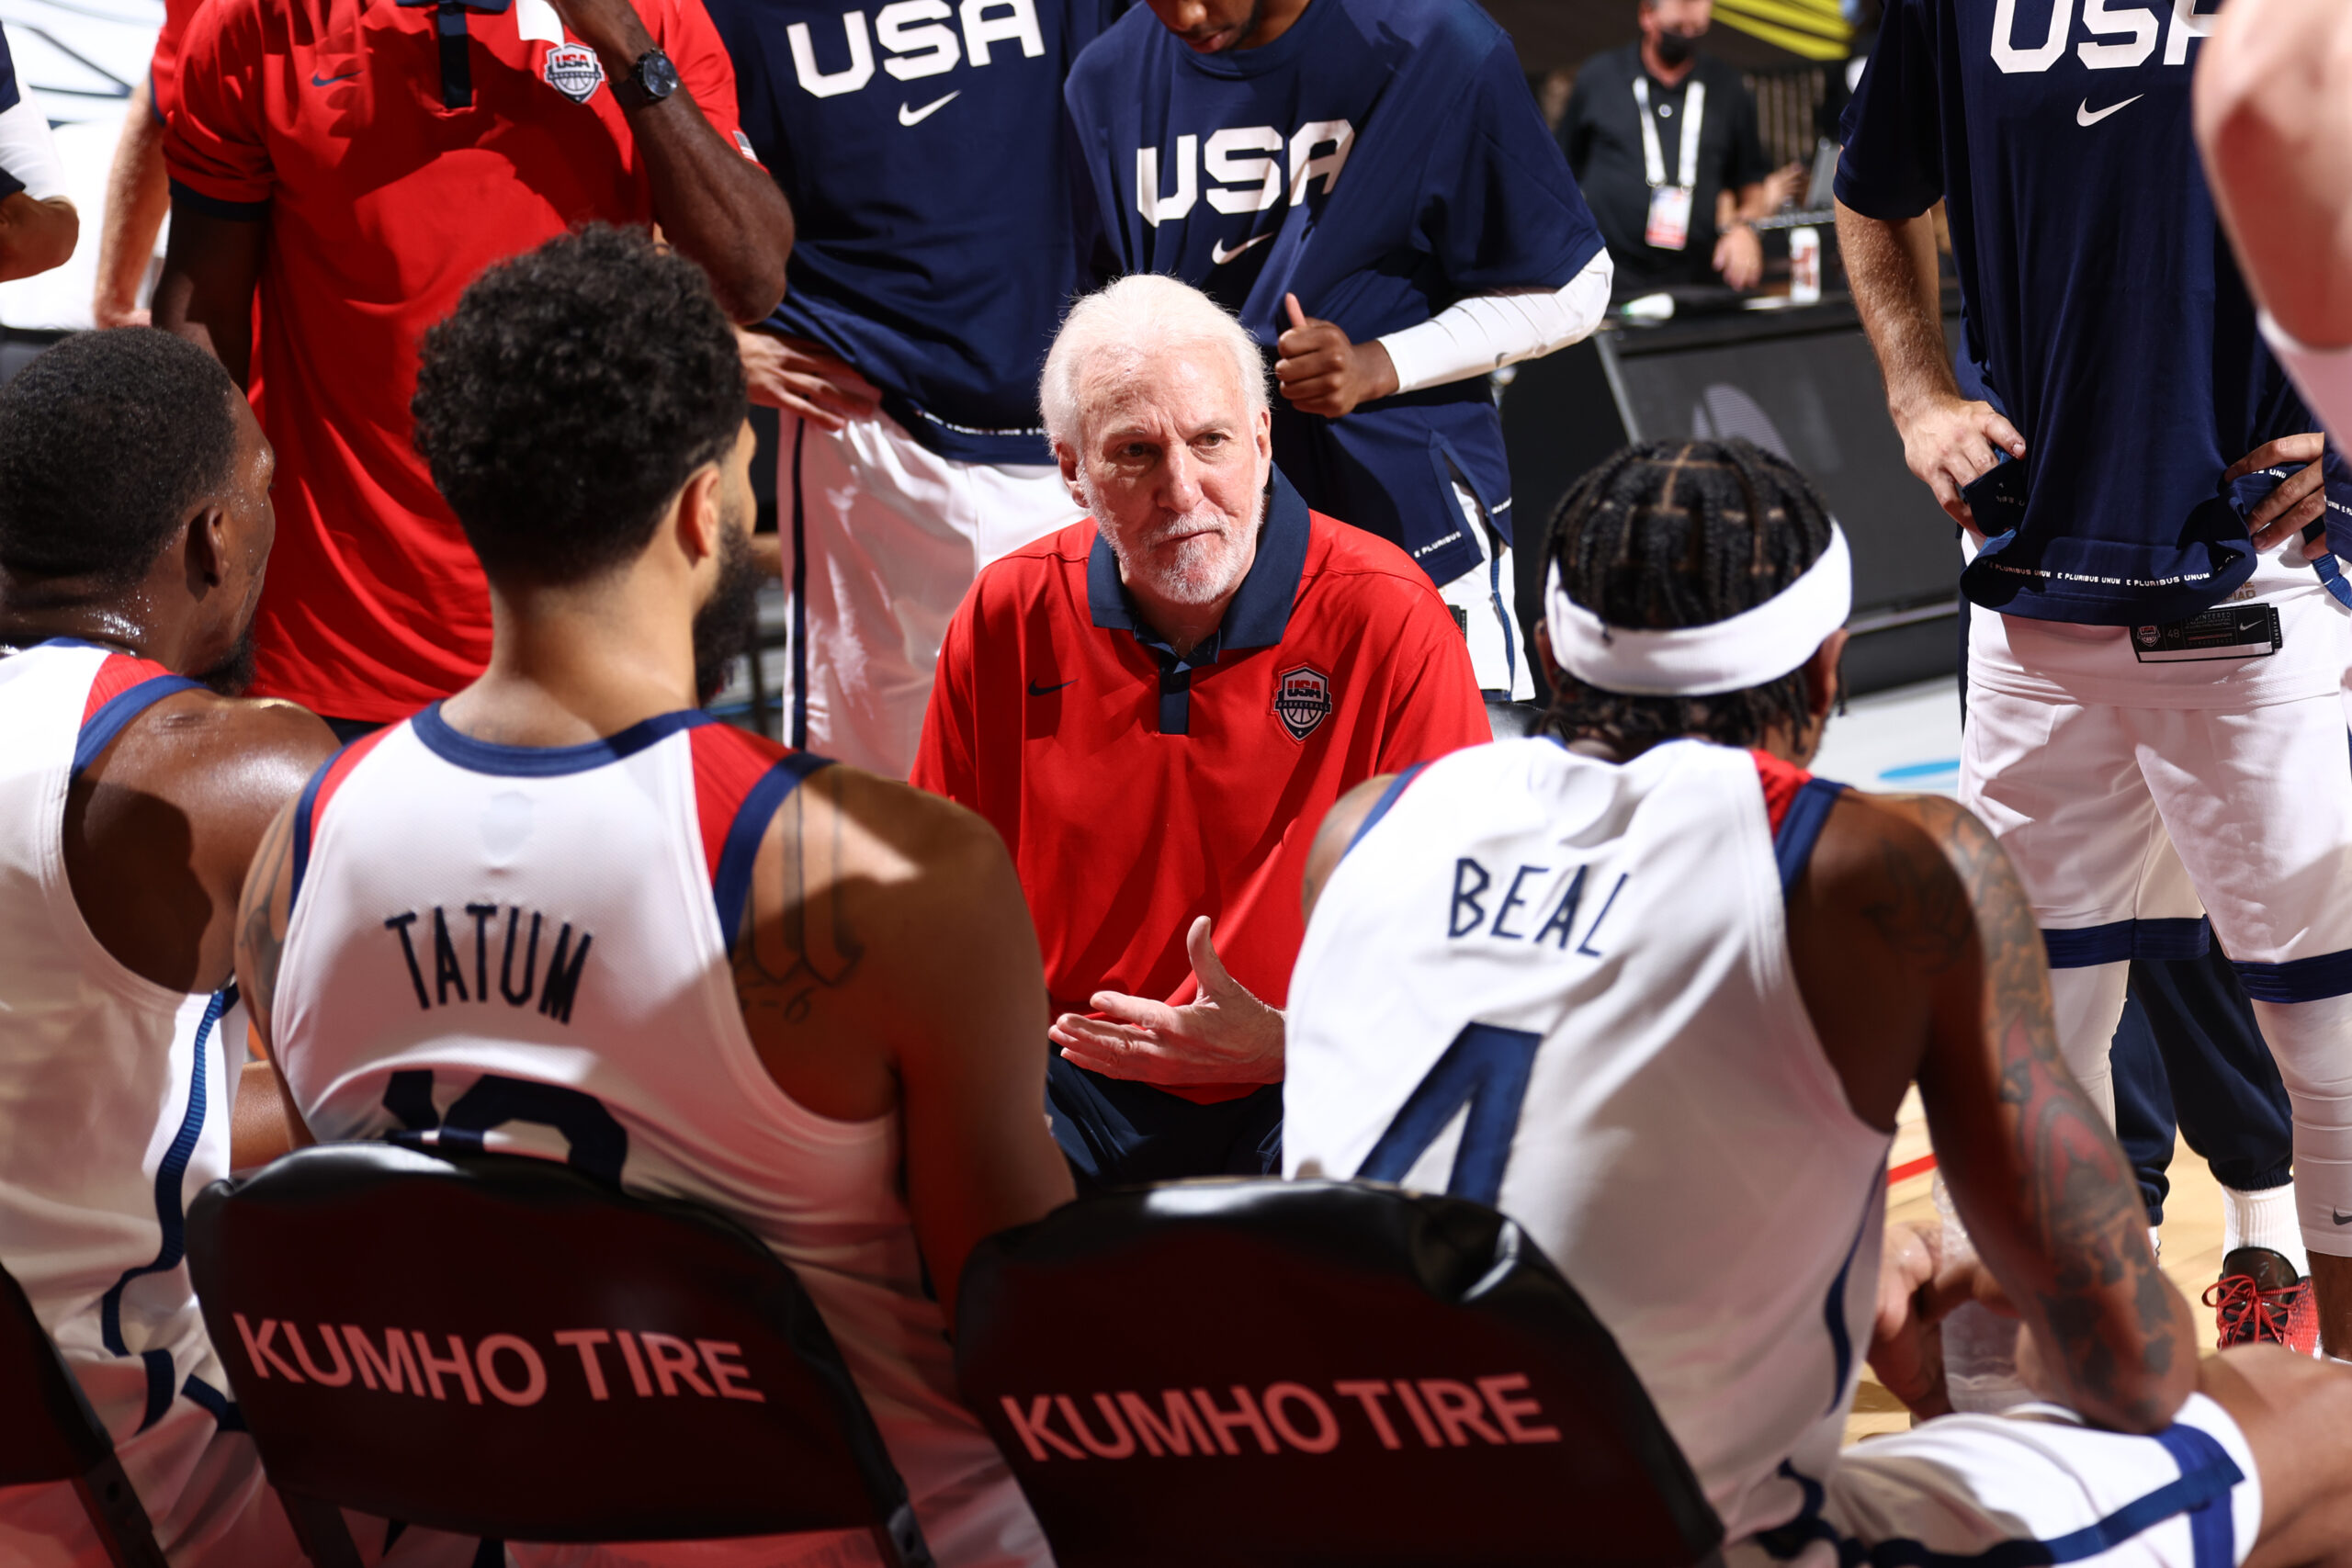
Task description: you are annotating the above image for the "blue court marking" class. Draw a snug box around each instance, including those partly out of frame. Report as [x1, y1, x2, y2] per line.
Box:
[1878, 759, 1960, 782]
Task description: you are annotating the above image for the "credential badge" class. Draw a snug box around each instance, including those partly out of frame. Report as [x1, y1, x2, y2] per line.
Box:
[544, 42, 605, 103]
[1273, 665, 1334, 742]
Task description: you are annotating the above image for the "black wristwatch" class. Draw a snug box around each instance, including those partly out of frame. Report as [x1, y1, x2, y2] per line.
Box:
[611, 47, 680, 110]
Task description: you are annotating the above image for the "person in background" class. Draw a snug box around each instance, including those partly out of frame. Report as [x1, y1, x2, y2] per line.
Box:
[0, 23, 78, 288]
[91, 0, 200, 330]
[1561, 0, 1802, 299]
[155, 0, 793, 740]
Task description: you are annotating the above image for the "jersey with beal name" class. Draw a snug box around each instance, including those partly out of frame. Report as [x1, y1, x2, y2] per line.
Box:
[0, 642, 243, 1449]
[1283, 738, 1889, 1556]
[272, 706, 1047, 1567]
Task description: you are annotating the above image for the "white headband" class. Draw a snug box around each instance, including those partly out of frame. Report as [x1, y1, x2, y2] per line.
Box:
[1544, 524, 1851, 697]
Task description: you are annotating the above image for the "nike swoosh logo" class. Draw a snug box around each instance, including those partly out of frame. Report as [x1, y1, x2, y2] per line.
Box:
[2076, 95, 2143, 127]
[2335, 1209, 2352, 1225]
[1212, 233, 1272, 266]
[1027, 679, 1075, 696]
[311, 67, 361, 85]
[899, 91, 958, 127]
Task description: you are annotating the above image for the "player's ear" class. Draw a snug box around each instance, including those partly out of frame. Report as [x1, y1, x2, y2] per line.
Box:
[183, 502, 231, 592]
[1803, 628, 1849, 724]
[674, 462, 726, 566]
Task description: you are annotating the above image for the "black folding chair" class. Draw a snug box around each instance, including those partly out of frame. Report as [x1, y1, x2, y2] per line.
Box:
[186, 1144, 932, 1568]
[0, 1258, 169, 1568]
[956, 1179, 1724, 1568]
[1485, 695, 1549, 740]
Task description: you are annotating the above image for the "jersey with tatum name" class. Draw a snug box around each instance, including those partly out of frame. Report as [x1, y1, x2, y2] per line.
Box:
[1283, 739, 1887, 1554]
[704, 0, 1123, 464]
[1838, 0, 2322, 627]
[0, 643, 246, 1495]
[272, 707, 1047, 1566]
[1063, 0, 1604, 588]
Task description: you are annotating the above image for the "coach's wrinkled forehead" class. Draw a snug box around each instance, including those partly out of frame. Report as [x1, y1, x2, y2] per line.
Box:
[1041, 274, 1270, 454]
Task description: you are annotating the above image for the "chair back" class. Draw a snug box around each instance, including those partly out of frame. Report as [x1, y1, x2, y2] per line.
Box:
[1484, 696, 1548, 740]
[187, 1143, 930, 1566]
[956, 1179, 1723, 1568]
[0, 1258, 168, 1567]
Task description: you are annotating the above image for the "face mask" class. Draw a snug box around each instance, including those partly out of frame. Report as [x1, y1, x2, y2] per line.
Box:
[1654, 28, 1697, 65]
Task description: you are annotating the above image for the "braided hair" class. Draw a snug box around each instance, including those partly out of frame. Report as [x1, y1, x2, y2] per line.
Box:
[1539, 437, 1838, 754]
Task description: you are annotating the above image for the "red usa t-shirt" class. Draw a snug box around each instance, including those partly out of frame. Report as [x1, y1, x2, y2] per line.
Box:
[164, 0, 758, 722]
[913, 475, 1491, 1104]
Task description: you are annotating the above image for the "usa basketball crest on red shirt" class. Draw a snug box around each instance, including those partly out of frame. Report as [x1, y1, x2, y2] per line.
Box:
[1273, 666, 1334, 741]
[544, 42, 604, 101]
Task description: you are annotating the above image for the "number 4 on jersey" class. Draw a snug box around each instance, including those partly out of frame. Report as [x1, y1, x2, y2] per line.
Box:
[1353, 1024, 1543, 1208]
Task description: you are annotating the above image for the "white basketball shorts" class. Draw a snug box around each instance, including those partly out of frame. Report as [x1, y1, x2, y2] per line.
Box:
[1961, 551, 2352, 987]
[1756, 1395, 2260, 1568]
[779, 412, 1082, 780]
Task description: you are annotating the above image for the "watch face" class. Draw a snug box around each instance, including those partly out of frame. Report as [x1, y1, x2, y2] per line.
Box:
[641, 50, 681, 98]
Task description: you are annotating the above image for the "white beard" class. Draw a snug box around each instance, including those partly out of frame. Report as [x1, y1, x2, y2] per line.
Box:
[1081, 470, 1263, 608]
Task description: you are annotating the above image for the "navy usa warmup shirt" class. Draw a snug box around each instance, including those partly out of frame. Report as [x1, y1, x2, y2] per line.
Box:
[0, 24, 25, 200]
[1063, 0, 1605, 589]
[1837, 0, 2320, 626]
[705, 0, 1124, 464]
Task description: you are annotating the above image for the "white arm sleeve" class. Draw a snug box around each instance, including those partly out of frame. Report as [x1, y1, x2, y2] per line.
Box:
[1374, 249, 1614, 396]
[2266, 310, 2352, 449]
[0, 98, 67, 202]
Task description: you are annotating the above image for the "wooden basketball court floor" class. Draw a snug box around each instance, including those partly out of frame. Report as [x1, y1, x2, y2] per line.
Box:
[1816, 682, 2232, 1442]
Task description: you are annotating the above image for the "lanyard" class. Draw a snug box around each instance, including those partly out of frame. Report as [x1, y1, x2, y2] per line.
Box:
[1633, 76, 1706, 189]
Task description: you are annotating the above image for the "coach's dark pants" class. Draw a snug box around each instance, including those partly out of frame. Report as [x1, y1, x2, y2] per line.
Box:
[1045, 1055, 1283, 1194]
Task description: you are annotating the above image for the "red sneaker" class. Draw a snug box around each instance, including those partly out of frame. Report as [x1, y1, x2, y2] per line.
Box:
[2204, 1247, 2320, 1354]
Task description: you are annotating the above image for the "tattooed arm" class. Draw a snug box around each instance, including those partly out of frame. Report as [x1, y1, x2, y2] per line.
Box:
[733, 764, 1072, 1321]
[232, 794, 316, 1153]
[1793, 791, 2195, 1433]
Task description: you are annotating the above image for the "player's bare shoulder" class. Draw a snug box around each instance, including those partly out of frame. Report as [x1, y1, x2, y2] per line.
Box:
[731, 759, 1036, 1043]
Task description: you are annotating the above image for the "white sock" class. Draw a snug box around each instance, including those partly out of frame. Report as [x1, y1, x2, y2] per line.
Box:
[2223, 1184, 2311, 1276]
[2149, 1225, 2163, 1260]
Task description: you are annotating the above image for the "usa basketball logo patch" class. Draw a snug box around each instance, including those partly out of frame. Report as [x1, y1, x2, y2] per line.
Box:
[1272, 666, 1334, 742]
[544, 43, 605, 103]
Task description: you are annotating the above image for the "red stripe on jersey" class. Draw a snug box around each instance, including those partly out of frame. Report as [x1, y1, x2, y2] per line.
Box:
[311, 727, 398, 833]
[81, 651, 177, 725]
[1750, 749, 1816, 835]
[689, 724, 794, 882]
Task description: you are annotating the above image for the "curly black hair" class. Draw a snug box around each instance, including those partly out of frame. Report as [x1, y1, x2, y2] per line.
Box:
[412, 224, 747, 586]
[0, 328, 240, 589]
[1540, 438, 1838, 753]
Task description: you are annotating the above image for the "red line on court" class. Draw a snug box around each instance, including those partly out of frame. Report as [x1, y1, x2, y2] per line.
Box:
[1888, 1153, 1937, 1185]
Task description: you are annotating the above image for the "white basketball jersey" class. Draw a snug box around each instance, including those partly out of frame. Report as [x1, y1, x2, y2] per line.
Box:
[0, 640, 265, 1551]
[275, 705, 1046, 1568]
[1283, 737, 1891, 1555]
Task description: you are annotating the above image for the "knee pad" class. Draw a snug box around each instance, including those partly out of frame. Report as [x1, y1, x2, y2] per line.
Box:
[2046, 962, 2129, 1129]
[2249, 995, 2352, 1257]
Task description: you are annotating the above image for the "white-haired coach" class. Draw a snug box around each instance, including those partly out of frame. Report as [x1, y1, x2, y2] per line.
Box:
[912, 274, 1489, 1191]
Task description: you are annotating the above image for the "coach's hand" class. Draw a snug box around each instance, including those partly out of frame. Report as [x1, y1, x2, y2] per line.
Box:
[2226, 432, 2330, 558]
[1894, 391, 2027, 532]
[738, 327, 882, 434]
[1049, 917, 1285, 1086]
[1276, 294, 1397, 420]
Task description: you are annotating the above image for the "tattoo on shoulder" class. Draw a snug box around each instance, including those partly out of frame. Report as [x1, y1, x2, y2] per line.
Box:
[733, 770, 865, 1028]
[239, 805, 297, 1038]
[1926, 799, 2181, 1423]
[1854, 800, 1977, 969]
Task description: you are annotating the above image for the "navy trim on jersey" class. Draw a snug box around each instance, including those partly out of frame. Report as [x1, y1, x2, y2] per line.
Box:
[1755, 1422, 2242, 1568]
[1818, 1171, 1883, 1419]
[2233, 949, 2352, 1004]
[412, 702, 712, 776]
[788, 421, 810, 751]
[73, 673, 204, 779]
[1342, 764, 1430, 861]
[168, 177, 267, 221]
[181, 1372, 245, 1432]
[2042, 918, 2211, 971]
[1772, 778, 1847, 894]
[96, 987, 227, 1433]
[288, 739, 357, 919]
[711, 751, 835, 953]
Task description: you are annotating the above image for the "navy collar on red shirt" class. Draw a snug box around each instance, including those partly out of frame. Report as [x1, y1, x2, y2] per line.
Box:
[396, 0, 514, 110]
[1086, 465, 1313, 660]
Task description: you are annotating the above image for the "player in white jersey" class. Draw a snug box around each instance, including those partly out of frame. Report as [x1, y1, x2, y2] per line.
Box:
[233, 228, 1075, 1568]
[1285, 440, 2352, 1567]
[0, 331, 471, 1566]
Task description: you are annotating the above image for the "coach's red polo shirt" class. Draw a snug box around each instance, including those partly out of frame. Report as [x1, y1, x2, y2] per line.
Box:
[163, 0, 756, 722]
[913, 470, 1490, 1104]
